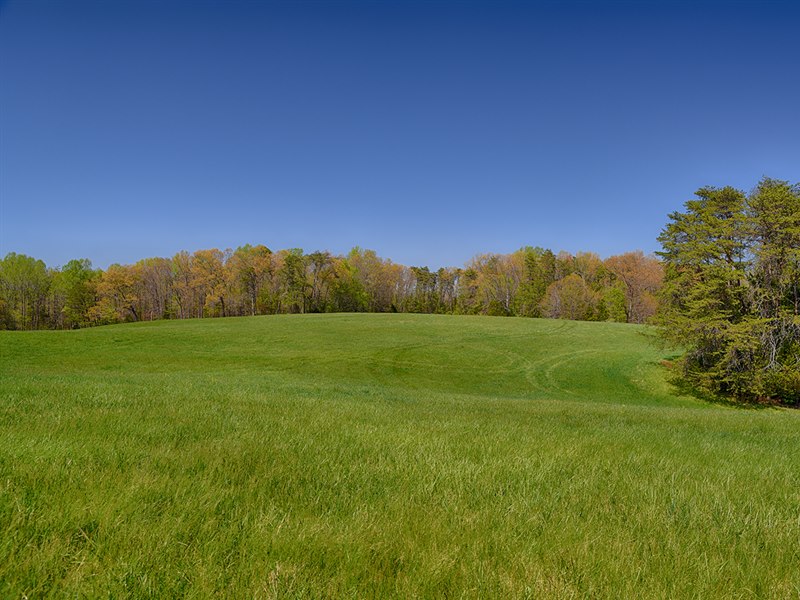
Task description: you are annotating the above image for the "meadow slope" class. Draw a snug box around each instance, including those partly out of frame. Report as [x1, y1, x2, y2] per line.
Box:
[1, 314, 799, 598]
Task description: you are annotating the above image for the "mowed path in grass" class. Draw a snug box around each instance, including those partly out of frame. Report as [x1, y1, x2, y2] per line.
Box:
[1, 314, 799, 597]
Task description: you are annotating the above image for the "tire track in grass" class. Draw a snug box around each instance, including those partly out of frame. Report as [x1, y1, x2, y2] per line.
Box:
[538, 349, 600, 398]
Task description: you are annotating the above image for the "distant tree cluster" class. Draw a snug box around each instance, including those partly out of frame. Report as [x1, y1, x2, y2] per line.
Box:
[0, 246, 661, 330]
[658, 177, 800, 404]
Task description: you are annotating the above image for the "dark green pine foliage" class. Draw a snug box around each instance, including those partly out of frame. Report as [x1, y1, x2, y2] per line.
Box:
[658, 178, 800, 403]
[746, 178, 800, 400]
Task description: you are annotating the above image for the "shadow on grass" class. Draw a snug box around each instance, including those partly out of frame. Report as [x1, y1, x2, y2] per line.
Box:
[664, 372, 774, 410]
[662, 362, 797, 410]
[642, 328, 791, 410]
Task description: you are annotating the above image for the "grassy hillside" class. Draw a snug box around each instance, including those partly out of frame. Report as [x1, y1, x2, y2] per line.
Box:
[1, 314, 799, 597]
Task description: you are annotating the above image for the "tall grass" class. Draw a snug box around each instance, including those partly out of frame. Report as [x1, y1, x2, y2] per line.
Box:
[1, 314, 799, 597]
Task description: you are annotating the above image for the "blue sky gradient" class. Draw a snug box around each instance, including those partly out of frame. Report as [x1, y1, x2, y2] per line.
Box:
[1, 0, 798, 269]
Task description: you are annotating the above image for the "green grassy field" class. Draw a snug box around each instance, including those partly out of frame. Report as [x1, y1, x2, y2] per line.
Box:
[1, 313, 799, 598]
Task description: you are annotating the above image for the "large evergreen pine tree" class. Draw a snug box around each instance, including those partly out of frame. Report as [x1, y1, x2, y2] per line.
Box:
[657, 178, 800, 403]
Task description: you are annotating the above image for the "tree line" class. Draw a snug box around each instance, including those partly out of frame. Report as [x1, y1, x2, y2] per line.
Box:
[3, 175, 795, 404]
[0, 246, 662, 330]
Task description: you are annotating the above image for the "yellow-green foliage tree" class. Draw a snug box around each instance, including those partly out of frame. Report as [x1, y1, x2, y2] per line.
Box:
[90, 263, 141, 323]
[190, 249, 229, 317]
[228, 244, 273, 316]
[0, 253, 50, 329]
[51, 258, 99, 329]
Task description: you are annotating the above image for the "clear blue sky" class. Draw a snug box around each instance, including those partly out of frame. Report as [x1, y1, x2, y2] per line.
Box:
[1, 0, 798, 269]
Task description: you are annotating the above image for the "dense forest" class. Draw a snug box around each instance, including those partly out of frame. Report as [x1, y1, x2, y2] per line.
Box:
[0, 246, 662, 330]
